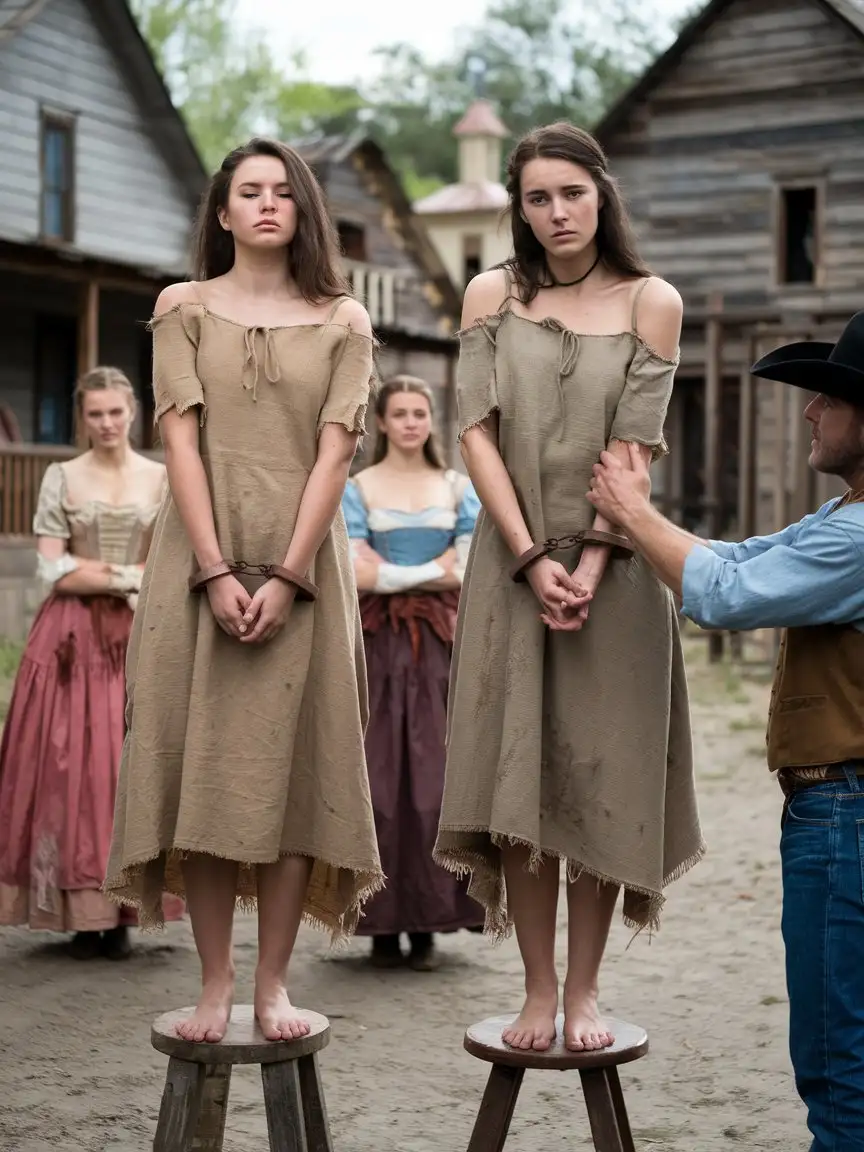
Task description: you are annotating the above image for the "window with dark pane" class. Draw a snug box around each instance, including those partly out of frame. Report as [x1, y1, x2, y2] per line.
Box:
[41, 113, 74, 242]
[462, 234, 482, 286]
[337, 221, 366, 262]
[780, 187, 817, 284]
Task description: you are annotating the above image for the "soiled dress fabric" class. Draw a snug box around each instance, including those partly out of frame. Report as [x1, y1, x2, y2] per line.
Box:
[0, 465, 182, 931]
[104, 300, 384, 939]
[434, 281, 704, 935]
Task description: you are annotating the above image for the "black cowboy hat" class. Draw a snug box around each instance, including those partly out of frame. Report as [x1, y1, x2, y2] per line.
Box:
[750, 310, 864, 405]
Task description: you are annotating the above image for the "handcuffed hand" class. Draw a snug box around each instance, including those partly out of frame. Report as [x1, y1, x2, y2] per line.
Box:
[205, 574, 252, 639]
[527, 557, 593, 631]
[239, 577, 296, 644]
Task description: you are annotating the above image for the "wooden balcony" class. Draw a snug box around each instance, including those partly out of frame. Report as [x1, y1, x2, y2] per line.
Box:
[343, 260, 399, 328]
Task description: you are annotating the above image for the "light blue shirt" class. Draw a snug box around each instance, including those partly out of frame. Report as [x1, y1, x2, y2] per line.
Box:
[681, 497, 864, 632]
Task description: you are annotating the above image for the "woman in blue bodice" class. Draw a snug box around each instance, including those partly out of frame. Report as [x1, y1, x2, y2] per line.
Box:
[342, 375, 483, 969]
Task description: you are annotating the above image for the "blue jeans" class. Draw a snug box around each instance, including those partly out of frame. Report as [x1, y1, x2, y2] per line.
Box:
[781, 765, 864, 1151]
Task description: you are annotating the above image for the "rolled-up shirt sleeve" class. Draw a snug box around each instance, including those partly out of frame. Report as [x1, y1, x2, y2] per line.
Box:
[682, 517, 864, 631]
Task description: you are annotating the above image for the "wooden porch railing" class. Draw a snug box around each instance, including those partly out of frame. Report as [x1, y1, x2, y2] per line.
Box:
[343, 259, 399, 328]
[0, 444, 163, 540]
[0, 444, 78, 539]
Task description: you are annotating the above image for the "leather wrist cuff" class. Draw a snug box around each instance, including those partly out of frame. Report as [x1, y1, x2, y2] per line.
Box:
[510, 542, 553, 582]
[188, 561, 318, 601]
[510, 530, 633, 582]
[267, 565, 318, 602]
[188, 561, 231, 592]
[582, 530, 634, 554]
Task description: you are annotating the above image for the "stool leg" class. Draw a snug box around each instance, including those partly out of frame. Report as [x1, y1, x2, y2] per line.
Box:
[467, 1064, 524, 1152]
[191, 1064, 233, 1152]
[153, 1058, 206, 1152]
[261, 1061, 309, 1152]
[605, 1067, 635, 1152]
[297, 1053, 334, 1152]
[579, 1067, 627, 1152]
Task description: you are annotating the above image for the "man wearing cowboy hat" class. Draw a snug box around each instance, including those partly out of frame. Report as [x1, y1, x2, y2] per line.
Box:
[587, 311, 864, 1152]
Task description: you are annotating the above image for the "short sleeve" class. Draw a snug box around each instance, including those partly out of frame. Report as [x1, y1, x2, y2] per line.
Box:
[608, 340, 678, 459]
[33, 462, 70, 539]
[342, 480, 370, 539]
[318, 330, 374, 435]
[456, 318, 500, 440]
[148, 304, 207, 424]
[455, 479, 481, 537]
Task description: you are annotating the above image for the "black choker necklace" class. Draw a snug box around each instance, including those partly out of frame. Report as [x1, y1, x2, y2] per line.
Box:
[548, 252, 601, 288]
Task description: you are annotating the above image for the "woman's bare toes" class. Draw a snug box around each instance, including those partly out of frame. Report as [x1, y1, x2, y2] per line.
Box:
[175, 979, 234, 1044]
[254, 980, 311, 1042]
[502, 988, 558, 1052]
[563, 989, 614, 1053]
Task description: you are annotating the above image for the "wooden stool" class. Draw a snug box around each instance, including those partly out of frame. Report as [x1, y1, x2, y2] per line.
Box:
[151, 1005, 333, 1152]
[463, 1013, 648, 1152]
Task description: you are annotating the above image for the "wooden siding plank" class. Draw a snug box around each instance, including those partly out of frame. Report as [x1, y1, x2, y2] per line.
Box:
[0, 0, 195, 271]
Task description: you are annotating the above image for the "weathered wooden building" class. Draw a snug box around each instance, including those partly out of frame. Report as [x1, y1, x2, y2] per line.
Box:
[0, 0, 205, 455]
[0, 0, 206, 637]
[597, 0, 858, 540]
[0, 6, 463, 638]
[294, 133, 462, 463]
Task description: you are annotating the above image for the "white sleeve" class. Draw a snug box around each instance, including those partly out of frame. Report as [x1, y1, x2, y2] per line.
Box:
[36, 552, 78, 590]
[454, 535, 472, 584]
[374, 561, 445, 593]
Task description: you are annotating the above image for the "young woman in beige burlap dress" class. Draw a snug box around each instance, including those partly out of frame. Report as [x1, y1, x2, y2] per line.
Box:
[434, 123, 704, 1054]
[104, 138, 383, 1044]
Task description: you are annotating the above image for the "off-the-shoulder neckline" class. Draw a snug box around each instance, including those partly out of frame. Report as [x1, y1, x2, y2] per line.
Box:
[460, 309, 680, 365]
[51, 461, 162, 512]
[155, 301, 372, 337]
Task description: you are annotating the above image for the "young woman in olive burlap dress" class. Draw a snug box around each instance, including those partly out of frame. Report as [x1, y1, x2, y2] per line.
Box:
[104, 138, 383, 1045]
[434, 122, 704, 1054]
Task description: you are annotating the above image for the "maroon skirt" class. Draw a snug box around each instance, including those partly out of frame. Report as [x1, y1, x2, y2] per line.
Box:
[0, 593, 184, 931]
[357, 592, 483, 936]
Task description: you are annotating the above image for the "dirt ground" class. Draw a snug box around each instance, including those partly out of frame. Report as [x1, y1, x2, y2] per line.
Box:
[0, 639, 807, 1152]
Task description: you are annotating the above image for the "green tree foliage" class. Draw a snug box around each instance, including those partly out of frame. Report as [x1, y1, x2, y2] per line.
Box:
[130, 0, 678, 191]
[129, 0, 363, 171]
[363, 0, 668, 191]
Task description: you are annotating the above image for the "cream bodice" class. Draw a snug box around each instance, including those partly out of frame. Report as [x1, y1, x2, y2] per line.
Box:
[33, 461, 162, 565]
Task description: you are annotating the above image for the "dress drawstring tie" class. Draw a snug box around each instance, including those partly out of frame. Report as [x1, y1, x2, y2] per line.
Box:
[241, 327, 281, 400]
[541, 320, 580, 437]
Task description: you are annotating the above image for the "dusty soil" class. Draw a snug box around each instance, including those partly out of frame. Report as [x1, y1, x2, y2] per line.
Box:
[0, 639, 806, 1152]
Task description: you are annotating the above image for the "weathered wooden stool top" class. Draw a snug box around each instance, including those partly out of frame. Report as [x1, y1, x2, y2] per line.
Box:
[464, 1014, 648, 1071]
[151, 1004, 330, 1065]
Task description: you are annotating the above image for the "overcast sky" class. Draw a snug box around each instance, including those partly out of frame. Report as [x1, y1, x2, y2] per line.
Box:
[234, 0, 696, 86]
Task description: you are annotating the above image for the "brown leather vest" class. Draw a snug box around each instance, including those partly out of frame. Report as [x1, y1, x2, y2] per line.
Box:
[766, 490, 864, 772]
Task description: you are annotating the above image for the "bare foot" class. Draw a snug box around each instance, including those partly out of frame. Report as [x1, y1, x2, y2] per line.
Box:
[254, 977, 311, 1042]
[175, 977, 234, 1043]
[502, 985, 558, 1051]
[563, 984, 614, 1052]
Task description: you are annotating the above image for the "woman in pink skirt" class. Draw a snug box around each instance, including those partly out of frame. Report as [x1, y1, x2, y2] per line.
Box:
[0, 367, 183, 959]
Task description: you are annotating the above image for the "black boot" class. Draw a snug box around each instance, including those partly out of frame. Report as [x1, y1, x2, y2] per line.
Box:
[408, 932, 439, 972]
[68, 931, 102, 961]
[370, 934, 403, 968]
[101, 925, 132, 961]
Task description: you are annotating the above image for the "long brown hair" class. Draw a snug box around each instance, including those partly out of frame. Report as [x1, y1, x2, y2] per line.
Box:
[191, 137, 349, 302]
[502, 121, 650, 304]
[372, 376, 447, 469]
[74, 366, 136, 446]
